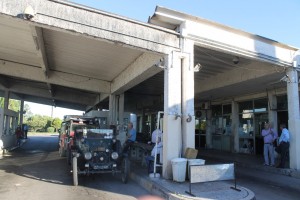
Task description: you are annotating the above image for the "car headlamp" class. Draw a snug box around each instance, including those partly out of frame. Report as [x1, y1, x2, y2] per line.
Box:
[84, 152, 92, 160]
[111, 152, 119, 160]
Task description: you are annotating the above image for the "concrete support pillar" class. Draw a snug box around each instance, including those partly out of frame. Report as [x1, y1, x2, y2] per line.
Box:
[3, 90, 9, 110]
[268, 93, 277, 133]
[108, 94, 117, 126]
[162, 52, 182, 179]
[181, 39, 195, 152]
[20, 100, 24, 126]
[118, 94, 126, 145]
[206, 110, 212, 148]
[286, 68, 300, 170]
[232, 101, 239, 152]
[1, 90, 9, 135]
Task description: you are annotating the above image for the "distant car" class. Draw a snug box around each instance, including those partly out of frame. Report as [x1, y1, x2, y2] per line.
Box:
[58, 117, 129, 186]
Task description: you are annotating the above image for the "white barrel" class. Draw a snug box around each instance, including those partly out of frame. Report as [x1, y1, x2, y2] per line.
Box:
[171, 158, 187, 182]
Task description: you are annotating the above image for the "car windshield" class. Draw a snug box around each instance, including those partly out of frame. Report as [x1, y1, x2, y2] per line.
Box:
[75, 128, 113, 139]
[72, 123, 97, 131]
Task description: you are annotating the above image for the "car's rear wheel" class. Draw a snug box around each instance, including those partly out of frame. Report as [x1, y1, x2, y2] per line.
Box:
[72, 156, 78, 186]
[121, 157, 130, 183]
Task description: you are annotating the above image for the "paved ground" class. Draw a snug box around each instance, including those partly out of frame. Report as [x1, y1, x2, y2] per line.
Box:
[0, 136, 151, 200]
[2, 136, 300, 200]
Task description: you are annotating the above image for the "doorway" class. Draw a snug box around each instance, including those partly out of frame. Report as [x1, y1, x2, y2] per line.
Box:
[254, 113, 268, 155]
[277, 111, 288, 136]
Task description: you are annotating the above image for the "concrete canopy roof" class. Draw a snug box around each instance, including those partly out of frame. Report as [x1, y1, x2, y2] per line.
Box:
[147, 6, 299, 105]
[0, 1, 298, 113]
[0, 0, 179, 111]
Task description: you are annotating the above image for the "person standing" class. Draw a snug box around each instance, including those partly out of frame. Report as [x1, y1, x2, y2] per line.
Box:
[261, 122, 277, 166]
[23, 124, 28, 139]
[15, 126, 23, 146]
[276, 123, 290, 168]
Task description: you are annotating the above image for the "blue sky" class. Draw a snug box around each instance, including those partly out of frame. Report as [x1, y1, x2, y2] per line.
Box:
[69, 0, 300, 48]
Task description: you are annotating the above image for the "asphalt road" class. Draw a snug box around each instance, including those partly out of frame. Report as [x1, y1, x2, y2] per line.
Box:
[0, 135, 151, 200]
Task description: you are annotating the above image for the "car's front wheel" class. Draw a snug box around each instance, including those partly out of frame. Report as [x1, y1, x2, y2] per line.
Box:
[121, 157, 130, 184]
[72, 156, 78, 186]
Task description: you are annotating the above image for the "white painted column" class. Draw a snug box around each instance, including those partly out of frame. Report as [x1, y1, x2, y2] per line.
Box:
[3, 90, 9, 110]
[162, 52, 182, 179]
[108, 94, 117, 126]
[0, 91, 9, 138]
[205, 110, 212, 148]
[118, 94, 126, 145]
[181, 39, 195, 153]
[286, 68, 300, 170]
[268, 93, 277, 133]
[232, 101, 239, 152]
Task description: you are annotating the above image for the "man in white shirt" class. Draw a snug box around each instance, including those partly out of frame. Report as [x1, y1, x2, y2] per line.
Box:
[146, 135, 163, 173]
[151, 128, 162, 145]
[276, 123, 290, 168]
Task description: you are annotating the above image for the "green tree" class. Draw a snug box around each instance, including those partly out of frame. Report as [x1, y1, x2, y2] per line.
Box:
[0, 97, 4, 108]
[0, 98, 20, 112]
[27, 115, 48, 132]
[9, 99, 20, 112]
[23, 104, 33, 124]
[52, 118, 62, 132]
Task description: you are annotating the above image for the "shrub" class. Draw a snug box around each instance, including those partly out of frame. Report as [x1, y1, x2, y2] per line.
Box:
[47, 127, 55, 133]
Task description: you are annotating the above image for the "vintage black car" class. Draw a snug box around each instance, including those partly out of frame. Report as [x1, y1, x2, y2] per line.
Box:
[67, 124, 129, 186]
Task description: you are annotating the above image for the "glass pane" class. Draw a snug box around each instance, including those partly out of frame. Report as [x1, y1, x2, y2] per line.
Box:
[254, 113, 268, 136]
[211, 117, 222, 134]
[239, 113, 253, 135]
[223, 104, 231, 114]
[212, 105, 222, 116]
[223, 115, 231, 134]
[239, 101, 253, 113]
[254, 98, 268, 112]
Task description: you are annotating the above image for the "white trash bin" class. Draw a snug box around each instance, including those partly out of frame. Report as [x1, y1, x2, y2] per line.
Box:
[187, 159, 205, 179]
[171, 158, 187, 182]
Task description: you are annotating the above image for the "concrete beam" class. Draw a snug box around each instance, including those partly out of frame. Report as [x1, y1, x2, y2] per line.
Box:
[0, 59, 111, 93]
[185, 20, 296, 66]
[0, 83, 96, 106]
[111, 53, 162, 94]
[195, 62, 279, 93]
[30, 26, 49, 77]
[0, 77, 9, 88]
[0, 0, 179, 54]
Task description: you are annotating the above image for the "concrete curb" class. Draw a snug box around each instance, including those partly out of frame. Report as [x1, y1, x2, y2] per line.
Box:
[130, 172, 256, 200]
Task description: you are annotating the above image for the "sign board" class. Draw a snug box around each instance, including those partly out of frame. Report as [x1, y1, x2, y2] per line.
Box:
[190, 163, 234, 183]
